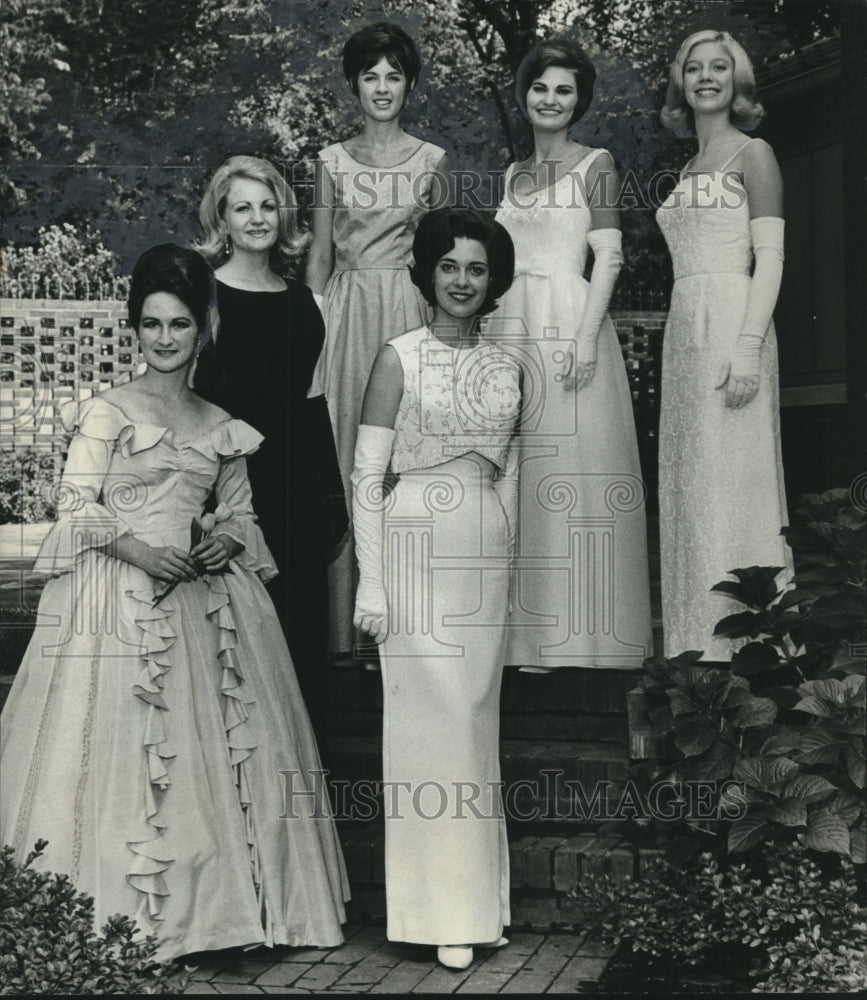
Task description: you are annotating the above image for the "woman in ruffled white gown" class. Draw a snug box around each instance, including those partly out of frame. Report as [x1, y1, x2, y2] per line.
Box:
[494, 40, 651, 670]
[0, 245, 348, 960]
[656, 31, 792, 660]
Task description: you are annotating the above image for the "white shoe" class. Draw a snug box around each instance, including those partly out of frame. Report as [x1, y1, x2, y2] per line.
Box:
[478, 936, 509, 948]
[437, 945, 473, 970]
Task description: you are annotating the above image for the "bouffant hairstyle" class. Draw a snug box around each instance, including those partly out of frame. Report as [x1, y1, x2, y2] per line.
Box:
[128, 244, 211, 333]
[343, 21, 421, 94]
[661, 30, 765, 135]
[516, 39, 597, 127]
[409, 208, 514, 317]
[196, 155, 308, 274]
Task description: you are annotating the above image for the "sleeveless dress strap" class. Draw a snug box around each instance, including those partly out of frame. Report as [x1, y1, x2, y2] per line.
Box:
[719, 137, 756, 170]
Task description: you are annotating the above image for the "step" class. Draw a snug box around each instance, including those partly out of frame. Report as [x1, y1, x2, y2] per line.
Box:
[336, 821, 654, 933]
[328, 665, 641, 716]
[327, 736, 630, 827]
[330, 706, 629, 742]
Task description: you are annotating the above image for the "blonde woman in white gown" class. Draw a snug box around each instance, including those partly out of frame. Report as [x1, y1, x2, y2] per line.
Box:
[352, 209, 520, 970]
[656, 31, 792, 660]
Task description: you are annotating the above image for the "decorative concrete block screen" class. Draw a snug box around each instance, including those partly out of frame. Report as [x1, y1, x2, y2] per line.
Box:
[0, 298, 668, 469]
[1, 299, 133, 451]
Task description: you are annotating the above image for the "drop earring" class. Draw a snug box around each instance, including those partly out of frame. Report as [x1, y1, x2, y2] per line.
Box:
[223, 234, 232, 257]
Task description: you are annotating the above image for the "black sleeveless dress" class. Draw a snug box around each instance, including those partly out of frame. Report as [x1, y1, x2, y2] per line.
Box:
[196, 278, 346, 752]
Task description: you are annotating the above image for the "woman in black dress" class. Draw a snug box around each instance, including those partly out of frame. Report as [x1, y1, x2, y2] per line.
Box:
[195, 155, 347, 753]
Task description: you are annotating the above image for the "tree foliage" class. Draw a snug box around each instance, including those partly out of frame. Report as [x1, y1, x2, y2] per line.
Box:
[0, 0, 842, 268]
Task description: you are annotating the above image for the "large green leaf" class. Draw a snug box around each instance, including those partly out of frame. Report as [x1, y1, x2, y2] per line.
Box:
[731, 696, 777, 729]
[673, 717, 717, 757]
[731, 641, 780, 676]
[845, 739, 866, 789]
[824, 789, 864, 826]
[727, 814, 769, 854]
[779, 773, 836, 804]
[803, 808, 850, 855]
[767, 799, 807, 827]
[734, 756, 798, 792]
[713, 610, 766, 639]
[849, 825, 866, 864]
[668, 689, 697, 717]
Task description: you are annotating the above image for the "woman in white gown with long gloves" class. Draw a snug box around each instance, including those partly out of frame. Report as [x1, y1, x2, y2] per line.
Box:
[351, 208, 521, 970]
[656, 30, 792, 660]
[0, 245, 349, 961]
[494, 39, 652, 671]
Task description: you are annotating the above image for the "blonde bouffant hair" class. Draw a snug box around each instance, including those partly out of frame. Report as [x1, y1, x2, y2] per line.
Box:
[196, 155, 309, 274]
[661, 30, 765, 135]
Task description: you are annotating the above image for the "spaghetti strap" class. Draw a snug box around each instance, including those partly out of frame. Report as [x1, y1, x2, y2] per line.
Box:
[719, 137, 756, 171]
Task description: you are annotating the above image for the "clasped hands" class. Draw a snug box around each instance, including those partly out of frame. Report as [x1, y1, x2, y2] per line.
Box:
[150, 506, 239, 604]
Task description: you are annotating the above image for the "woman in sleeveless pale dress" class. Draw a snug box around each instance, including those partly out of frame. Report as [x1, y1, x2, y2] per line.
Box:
[656, 31, 792, 660]
[0, 247, 348, 961]
[306, 23, 450, 654]
[493, 40, 652, 670]
[351, 210, 520, 969]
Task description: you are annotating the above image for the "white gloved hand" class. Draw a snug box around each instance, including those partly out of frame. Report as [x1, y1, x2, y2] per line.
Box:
[351, 424, 395, 644]
[569, 227, 624, 391]
[715, 217, 784, 410]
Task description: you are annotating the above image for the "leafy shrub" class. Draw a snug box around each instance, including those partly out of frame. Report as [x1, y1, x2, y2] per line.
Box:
[627, 488, 866, 865]
[0, 840, 182, 995]
[1, 224, 123, 299]
[578, 840, 867, 994]
[0, 450, 58, 524]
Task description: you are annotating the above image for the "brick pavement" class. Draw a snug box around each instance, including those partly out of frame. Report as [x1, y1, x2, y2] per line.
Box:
[181, 923, 616, 995]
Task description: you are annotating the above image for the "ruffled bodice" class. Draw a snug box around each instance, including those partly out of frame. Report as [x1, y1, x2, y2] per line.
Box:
[35, 395, 275, 577]
[318, 140, 446, 272]
[656, 170, 753, 281]
[389, 328, 521, 475]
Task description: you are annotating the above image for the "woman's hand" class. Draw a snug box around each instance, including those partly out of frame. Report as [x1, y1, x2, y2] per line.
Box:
[354, 582, 389, 644]
[191, 533, 241, 572]
[136, 544, 199, 583]
[572, 337, 598, 391]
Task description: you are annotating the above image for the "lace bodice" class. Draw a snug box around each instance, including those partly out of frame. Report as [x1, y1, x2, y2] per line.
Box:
[389, 328, 521, 475]
[655, 140, 763, 280]
[319, 141, 446, 272]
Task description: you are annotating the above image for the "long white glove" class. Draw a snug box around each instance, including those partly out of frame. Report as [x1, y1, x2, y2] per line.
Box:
[351, 424, 395, 644]
[716, 216, 785, 409]
[570, 227, 624, 390]
[493, 438, 520, 618]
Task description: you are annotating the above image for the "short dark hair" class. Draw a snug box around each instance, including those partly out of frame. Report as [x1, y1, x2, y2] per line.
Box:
[516, 39, 596, 126]
[129, 244, 211, 332]
[343, 21, 421, 94]
[410, 208, 515, 317]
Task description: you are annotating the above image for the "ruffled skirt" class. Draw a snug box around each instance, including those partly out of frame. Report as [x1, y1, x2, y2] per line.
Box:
[0, 550, 349, 960]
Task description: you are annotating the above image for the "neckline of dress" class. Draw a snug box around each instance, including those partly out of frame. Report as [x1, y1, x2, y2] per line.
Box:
[338, 139, 427, 169]
[216, 277, 288, 295]
[86, 395, 234, 448]
[423, 326, 487, 352]
[508, 146, 601, 196]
